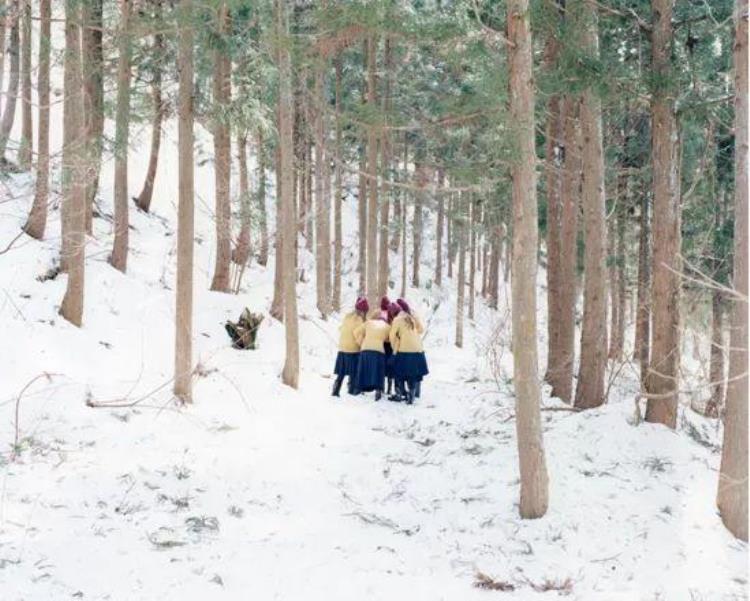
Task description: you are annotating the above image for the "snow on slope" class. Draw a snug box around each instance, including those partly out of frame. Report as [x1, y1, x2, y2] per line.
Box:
[0, 50, 746, 601]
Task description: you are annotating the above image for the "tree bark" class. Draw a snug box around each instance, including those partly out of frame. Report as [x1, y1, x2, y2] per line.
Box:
[0, 3, 20, 161]
[365, 35, 379, 309]
[276, 0, 299, 388]
[270, 142, 285, 321]
[706, 291, 725, 417]
[23, 0, 50, 240]
[210, 1, 232, 292]
[412, 163, 426, 288]
[634, 180, 651, 385]
[257, 129, 269, 266]
[59, 0, 86, 326]
[717, 0, 748, 542]
[332, 57, 343, 311]
[377, 37, 392, 298]
[544, 91, 562, 384]
[135, 4, 163, 213]
[17, 0, 30, 169]
[574, 3, 607, 411]
[82, 0, 104, 235]
[173, 0, 195, 403]
[549, 94, 580, 402]
[468, 196, 477, 320]
[109, 0, 132, 273]
[314, 51, 331, 317]
[645, 0, 681, 428]
[233, 133, 251, 267]
[508, 0, 549, 519]
[455, 192, 466, 348]
[436, 170, 445, 287]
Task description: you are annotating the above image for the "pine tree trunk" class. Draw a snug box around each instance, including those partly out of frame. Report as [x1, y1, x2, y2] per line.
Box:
[357, 143, 367, 295]
[488, 216, 500, 310]
[233, 134, 251, 267]
[412, 163, 426, 288]
[23, 0, 50, 240]
[173, 0, 195, 403]
[0, 4, 20, 162]
[135, 7, 163, 213]
[614, 186, 627, 360]
[645, 0, 682, 427]
[574, 3, 607, 411]
[508, 0, 548, 519]
[210, 1, 232, 292]
[257, 129, 269, 266]
[82, 0, 104, 235]
[634, 178, 651, 384]
[468, 196, 476, 320]
[365, 35, 379, 308]
[276, 0, 299, 388]
[544, 92, 562, 384]
[377, 38, 392, 298]
[109, 0, 132, 274]
[717, 0, 748, 541]
[607, 203, 618, 359]
[332, 57, 343, 311]
[400, 189, 407, 299]
[59, 0, 86, 326]
[455, 192, 465, 348]
[270, 143, 285, 321]
[314, 53, 331, 317]
[17, 0, 31, 169]
[436, 170, 445, 287]
[550, 94, 580, 402]
[706, 291, 725, 417]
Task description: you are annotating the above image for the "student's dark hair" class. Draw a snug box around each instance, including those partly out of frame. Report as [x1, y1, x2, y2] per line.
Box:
[403, 314, 416, 330]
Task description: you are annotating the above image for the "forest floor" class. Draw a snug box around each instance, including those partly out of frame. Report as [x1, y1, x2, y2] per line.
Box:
[0, 127, 747, 600]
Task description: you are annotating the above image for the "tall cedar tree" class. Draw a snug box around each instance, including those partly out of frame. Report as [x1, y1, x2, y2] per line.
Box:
[644, 0, 681, 427]
[174, 0, 195, 402]
[717, 0, 748, 542]
[210, 1, 233, 293]
[508, 0, 549, 518]
[276, 0, 299, 388]
[59, 0, 86, 325]
[23, 0, 51, 240]
[574, 0, 607, 410]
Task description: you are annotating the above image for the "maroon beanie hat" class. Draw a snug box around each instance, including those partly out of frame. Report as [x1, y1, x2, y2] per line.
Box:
[355, 297, 369, 313]
[387, 302, 402, 322]
[396, 298, 411, 314]
[380, 296, 391, 311]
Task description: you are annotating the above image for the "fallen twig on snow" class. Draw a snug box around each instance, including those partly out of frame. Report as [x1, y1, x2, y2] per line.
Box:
[12, 372, 59, 460]
[473, 571, 515, 591]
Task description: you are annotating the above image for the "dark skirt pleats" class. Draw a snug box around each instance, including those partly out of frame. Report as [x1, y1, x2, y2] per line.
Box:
[334, 351, 360, 377]
[393, 352, 429, 382]
[355, 350, 386, 392]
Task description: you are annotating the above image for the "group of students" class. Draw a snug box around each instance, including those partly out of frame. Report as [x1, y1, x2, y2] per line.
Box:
[332, 296, 429, 404]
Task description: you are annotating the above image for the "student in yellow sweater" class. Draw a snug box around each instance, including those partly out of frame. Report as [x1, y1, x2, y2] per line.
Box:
[331, 297, 369, 397]
[353, 308, 391, 401]
[389, 298, 429, 404]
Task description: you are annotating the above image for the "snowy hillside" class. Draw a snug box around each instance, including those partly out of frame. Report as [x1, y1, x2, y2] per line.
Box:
[0, 107, 746, 601]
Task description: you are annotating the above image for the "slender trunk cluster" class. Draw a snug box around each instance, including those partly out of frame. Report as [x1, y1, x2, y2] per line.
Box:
[0, 3, 20, 162]
[82, 0, 104, 234]
[17, 0, 31, 169]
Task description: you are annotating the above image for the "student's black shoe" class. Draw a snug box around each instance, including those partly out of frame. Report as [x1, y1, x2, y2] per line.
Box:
[406, 381, 417, 405]
[332, 376, 343, 397]
[388, 394, 402, 402]
[375, 390, 382, 401]
[415, 381, 421, 398]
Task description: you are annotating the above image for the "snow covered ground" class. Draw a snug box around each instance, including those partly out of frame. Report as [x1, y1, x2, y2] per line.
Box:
[0, 110, 747, 600]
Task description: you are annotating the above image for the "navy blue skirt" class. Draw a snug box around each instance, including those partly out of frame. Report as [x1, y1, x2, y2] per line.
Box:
[355, 350, 386, 392]
[384, 342, 395, 379]
[393, 352, 429, 382]
[334, 351, 360, 377]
